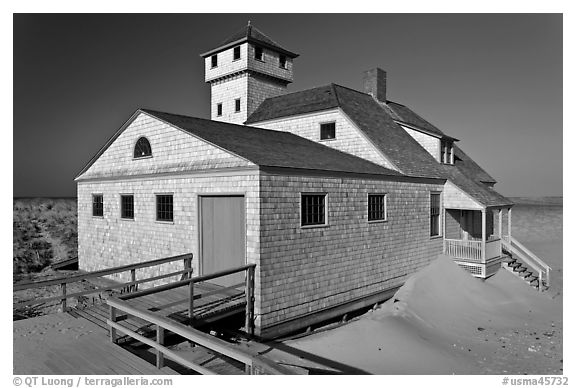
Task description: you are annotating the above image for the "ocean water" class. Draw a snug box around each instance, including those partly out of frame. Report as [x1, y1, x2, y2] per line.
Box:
[511, 202, 563, 301]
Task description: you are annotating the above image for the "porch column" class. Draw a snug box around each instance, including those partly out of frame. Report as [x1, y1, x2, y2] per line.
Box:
[442, 209, 446, 253]
[498, 208, 502, 238]
[507, 207, 512, 242]
[481, 209, 487, 263]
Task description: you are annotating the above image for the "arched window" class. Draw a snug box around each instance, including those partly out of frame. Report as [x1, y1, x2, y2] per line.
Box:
[133, 137, 152, 158]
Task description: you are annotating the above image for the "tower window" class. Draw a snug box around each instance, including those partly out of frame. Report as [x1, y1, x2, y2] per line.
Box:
[320, 122, 336, 140]
[217, 103, 222, 116]
[279, 54, 287, 69]
[134, 137, 152, 158]
[211, 54, 218, 68]
[235, 98, 241, 112]
[254, 46, 263, 61]
[233, 46, 241, 60]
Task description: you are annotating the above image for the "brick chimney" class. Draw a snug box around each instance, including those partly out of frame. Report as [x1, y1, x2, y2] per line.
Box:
[363, 68, 387, 103]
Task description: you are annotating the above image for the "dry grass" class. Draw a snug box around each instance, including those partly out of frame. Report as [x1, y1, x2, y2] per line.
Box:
[13, 198, 77, 276]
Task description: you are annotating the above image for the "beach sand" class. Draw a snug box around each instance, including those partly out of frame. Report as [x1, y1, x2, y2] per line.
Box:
[274, 203, 563, 374]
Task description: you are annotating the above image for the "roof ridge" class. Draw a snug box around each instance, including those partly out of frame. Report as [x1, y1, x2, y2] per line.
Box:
[330, 83, 372, 97]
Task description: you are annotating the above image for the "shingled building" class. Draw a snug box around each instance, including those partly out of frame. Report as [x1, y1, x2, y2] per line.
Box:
[76, 23, 515, 338]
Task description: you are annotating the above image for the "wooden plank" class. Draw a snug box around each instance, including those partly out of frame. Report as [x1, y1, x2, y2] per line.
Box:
[109, 321, 217, 375]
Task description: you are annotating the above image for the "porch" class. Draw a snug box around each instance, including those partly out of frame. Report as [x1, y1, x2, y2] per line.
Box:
[443, 207, 512, 278]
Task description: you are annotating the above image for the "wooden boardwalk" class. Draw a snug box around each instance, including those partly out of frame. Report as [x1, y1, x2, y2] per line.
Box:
[13, 313, 178, 375]
[69, 281, 246, 337]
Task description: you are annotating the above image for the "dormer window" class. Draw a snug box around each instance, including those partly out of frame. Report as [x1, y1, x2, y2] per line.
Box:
[320, 122, 336, 140]
[233, 46, 241, 61]
[254, 46, 264, 61]
[134, 137, 152, 159]
[441, 140, 454, 164]
[279, 54, 287, 69]
[211, 54, 218, 68]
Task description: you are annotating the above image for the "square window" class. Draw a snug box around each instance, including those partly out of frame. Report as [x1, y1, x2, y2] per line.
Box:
[211, 54, 218, 68]
[279, 54, 287, 69]
[235, 98, 241, 112]
[320, 122, 336, 140]
[233, 46, 241, 60]
[255, 46, 263, 61]
[217, 103, 222, 116]
[121, 195, 134, 219]
[92, 194, 103, 217]
[430, 192, 441, 236]
[301, 194, 326, 226]
[368, 194, 387, 221]
[156, 194, 173, 222]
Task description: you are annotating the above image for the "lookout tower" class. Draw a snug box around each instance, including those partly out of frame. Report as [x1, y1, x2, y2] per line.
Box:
[201, 22, 299, 124]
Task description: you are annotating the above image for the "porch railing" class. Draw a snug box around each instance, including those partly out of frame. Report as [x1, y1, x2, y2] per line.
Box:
[444, 238, 501, 263]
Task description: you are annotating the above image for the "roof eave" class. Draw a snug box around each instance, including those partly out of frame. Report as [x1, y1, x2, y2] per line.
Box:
[200, 37, 299, 58]
[395, 119, 459, 141]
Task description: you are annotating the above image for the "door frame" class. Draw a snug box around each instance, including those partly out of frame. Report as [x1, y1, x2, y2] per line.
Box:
[197, 193, 247, 277]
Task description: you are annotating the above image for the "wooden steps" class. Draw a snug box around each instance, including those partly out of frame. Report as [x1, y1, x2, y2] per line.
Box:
[502, 253, 548, 291]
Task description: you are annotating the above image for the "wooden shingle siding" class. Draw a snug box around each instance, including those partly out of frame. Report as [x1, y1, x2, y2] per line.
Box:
[443, 181, 483, 210]
[77, 173, 261, 288]
[402, 125, 441, 162]
[79, 113, 254, 180]
[256, 173, 444, 329]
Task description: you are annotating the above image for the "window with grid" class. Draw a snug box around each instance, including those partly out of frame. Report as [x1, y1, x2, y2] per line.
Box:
[92, 194, 103, 217]
[235, 98, 241, 112]
[121, 195, 134, 219]
[156, 194, 173, 222]
[320, 122, 336, 140]
[368, 194, 387, 221]
[233, 46, 241, 60]
[134, 137, 152, 158]
[211, 54, 218, 68]
[301, 194, 326, 226]
[430, 193, 441, 236]
[255, 46, 263, 61]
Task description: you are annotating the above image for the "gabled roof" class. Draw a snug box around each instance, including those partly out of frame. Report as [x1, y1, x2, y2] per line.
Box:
[246, 84, 340, 123]
[200, 23, 299, 59]
[246, 83, 512, 207]
[440, 165, 511, 207]
[76, 108, 408, 180]
[453, 145, 497, 184]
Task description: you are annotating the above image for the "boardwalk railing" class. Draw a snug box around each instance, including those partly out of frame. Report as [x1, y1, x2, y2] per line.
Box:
[13, 253, 193, 312]
[502, 237, 551, 290]
[117, 264, 256, 335]
[106, 263, 286, 375]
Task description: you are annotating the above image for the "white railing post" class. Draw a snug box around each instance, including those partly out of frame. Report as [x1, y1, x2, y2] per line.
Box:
[481, 209, 487, 264]
[498, 208, 503, 238]
[507, 207, 512, 243]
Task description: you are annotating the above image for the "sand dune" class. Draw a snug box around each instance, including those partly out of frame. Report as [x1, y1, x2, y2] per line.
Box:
[281, 256, 562, 374]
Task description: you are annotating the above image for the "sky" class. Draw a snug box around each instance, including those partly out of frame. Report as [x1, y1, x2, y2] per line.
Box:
[13, 13, 562, 198]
